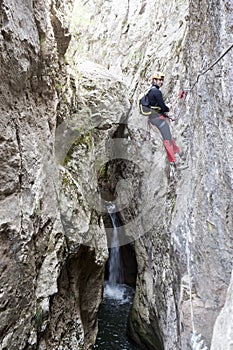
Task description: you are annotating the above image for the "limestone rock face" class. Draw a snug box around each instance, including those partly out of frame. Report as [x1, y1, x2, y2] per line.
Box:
[210, 271, 233, 350]
[0, 0, 232, 349]
[0, 0, 109, 349]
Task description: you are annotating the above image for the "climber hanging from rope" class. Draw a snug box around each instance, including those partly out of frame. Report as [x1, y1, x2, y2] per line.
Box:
[139, 71, 180, 166]
[138, 44, 233, 167]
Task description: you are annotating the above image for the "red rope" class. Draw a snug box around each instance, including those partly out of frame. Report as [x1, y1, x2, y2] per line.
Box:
[170, 89, 188, 121]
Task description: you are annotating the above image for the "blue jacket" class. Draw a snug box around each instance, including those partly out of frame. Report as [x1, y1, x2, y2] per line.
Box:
[147, 85, 169, 114]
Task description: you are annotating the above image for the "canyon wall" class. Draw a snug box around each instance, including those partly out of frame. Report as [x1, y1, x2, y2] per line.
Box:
[0, 0, 109, 349]
[0, 0, 232, 349]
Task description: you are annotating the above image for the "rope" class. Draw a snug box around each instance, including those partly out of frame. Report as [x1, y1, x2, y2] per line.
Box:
[171, 43, 233, 121]
[189, 43, 233, 93]
[144, 44, 233, 136]
[170, 90, 187, 121]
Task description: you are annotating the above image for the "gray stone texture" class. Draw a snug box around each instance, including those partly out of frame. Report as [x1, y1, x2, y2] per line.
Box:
[0, 0, 232, 349]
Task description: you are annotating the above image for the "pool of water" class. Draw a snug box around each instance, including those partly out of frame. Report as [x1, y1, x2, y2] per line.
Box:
[93, 284, 141, 350]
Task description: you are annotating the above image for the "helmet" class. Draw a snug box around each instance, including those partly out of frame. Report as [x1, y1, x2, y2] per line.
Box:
[152, 71, 165, 80]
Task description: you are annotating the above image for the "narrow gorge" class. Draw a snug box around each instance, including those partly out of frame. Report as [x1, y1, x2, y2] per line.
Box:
[0, 0, 232, 349]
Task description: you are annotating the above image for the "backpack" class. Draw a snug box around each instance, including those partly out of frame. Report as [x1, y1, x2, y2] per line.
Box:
[139, 93, 150, 108]
[138, 86, 159, 116]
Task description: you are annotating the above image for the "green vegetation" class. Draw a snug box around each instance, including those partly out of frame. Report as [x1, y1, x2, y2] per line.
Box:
[35, 304, 43, 331]
[62, 172, 76, 189]
[63, 130, 93, 167]
[39, 33, 46, 50]
[98, 163, 107, 178]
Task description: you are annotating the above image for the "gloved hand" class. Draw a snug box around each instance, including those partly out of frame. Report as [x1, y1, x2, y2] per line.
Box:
[164, 113, 175, 121]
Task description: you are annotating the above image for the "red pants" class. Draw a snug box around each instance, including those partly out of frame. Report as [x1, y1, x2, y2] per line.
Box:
[163, 139, 180, 163]
[150, 115, 180, 163]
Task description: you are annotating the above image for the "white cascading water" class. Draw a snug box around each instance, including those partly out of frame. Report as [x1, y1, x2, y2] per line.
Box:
[94, 203, 136, 349]
[104, 203, 126, 301]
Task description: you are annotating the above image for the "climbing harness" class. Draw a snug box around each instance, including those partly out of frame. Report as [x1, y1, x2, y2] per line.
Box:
[166, 43, 233, 122]
[138, 86, 159, 115]
[144, 92, 186, 139]
[142, 43, 233, 140]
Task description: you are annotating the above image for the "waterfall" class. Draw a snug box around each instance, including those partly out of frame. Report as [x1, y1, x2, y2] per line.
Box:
[94, 203, 136, 349]
[104, 203, 126, 301]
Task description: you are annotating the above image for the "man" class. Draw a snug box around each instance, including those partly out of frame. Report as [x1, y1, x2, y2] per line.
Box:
[140, 71, 180, 165]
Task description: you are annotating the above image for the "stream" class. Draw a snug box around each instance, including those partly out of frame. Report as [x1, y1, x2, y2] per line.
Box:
[93, 283, 139, 349]
[94, 203, 140, 349]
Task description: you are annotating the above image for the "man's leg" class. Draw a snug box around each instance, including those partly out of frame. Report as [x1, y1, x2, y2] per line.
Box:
[150, 116, 177, 163]
[172, 138, 180, 154]
[163, 140, 177, 163]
